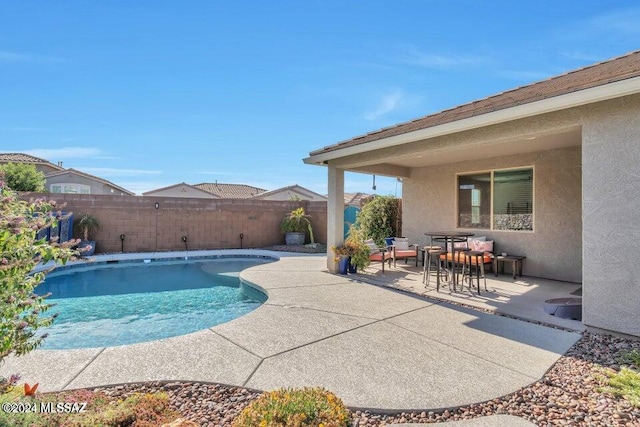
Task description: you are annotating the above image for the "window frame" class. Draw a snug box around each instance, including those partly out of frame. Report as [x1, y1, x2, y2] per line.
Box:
[455, 166, 535, 233]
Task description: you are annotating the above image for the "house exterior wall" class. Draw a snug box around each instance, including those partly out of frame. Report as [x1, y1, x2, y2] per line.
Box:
[144, 185, 217, 198]
[581, 94, 640, 337]
[403, 145, 582, 282]
[25, 194, 327, 254]
[45, 173, 129, 195]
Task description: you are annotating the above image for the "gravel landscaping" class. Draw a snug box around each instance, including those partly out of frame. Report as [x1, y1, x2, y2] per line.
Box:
[91, 331, 639, 427]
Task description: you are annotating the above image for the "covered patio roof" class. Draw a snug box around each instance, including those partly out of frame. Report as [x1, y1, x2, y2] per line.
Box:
[304, 50, 640, 173]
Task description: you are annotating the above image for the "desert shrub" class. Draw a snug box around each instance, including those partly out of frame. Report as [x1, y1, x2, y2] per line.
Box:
[0, 388, 179, 426]
[232, 387, 350, 427]
[355, 195, 400, 246]
[0, 163, 45, 192]
[601, 367, 640, 407]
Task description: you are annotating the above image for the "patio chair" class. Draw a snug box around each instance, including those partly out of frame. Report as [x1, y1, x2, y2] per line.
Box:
[390, 237, 420, 267]
[365, 239, 393, 272]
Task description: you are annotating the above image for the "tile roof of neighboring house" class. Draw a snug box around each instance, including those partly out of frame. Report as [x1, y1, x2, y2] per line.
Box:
[46, 168, 135, 195]
[194, 182, 267, 198]
[142, 182, 219, 197]
[344, 192, 373, 206]
[311, 50, 640, 155]
[253, 184, 327, 200]
[0, 152, 64, 170]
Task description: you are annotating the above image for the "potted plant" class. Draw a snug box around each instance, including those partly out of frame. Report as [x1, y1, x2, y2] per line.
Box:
[280, 207, 314, 246]
[331, 244, 353, 274]
[76, 213, 100, 256]
[345, 225, 371, 272]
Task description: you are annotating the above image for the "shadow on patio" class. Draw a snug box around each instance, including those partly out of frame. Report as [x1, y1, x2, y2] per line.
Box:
[352, 261, 585, 333]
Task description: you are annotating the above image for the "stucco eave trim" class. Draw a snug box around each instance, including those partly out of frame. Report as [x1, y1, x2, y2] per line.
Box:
[303, 76, 640, 166]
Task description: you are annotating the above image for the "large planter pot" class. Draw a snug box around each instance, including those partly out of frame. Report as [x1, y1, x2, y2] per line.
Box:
[284, 232, 305, 245]
[338, 256, 349, 274]
[348, 257, 357, 273]
[79, 240, 96, 256]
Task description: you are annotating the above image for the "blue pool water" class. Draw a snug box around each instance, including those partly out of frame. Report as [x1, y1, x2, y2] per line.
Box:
[37, 257, 270, 349]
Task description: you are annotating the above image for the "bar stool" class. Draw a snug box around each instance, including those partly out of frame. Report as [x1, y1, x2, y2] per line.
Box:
[424, 248, 448, 291]
[461, 250, 488, 294]
[451, 247, 470, 291]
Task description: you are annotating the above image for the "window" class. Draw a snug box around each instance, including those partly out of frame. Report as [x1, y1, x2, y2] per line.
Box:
[50, 183, 91, 194]
[457, 167, 533, 231]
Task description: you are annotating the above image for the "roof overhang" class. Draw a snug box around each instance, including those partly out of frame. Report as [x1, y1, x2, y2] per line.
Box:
[304, 76, 640, 166]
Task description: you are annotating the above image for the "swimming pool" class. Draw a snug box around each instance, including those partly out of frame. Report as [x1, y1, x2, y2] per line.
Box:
[37, 257, 272, 349]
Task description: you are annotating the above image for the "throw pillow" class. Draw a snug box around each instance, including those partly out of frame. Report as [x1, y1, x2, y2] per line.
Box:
[364, 239, 380, 254]
[393, 237, 409, 250]
[474, 240, 494, 253]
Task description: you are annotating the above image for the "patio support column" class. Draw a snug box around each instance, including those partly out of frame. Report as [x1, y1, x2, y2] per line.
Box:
[327, 164, 344, 273]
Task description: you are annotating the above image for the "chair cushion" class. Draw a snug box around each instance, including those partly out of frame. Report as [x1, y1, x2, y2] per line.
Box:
[364, 239, 380, 254]
[394, 249, 417, 258]
[393, 237, 409, 250]
[370, 251, 391, 261]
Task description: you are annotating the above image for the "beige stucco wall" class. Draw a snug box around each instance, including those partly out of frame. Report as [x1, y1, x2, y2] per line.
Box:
[581, 94, 640, 337]
[403, 145, 582, 282]
[46, 173, 130, 196]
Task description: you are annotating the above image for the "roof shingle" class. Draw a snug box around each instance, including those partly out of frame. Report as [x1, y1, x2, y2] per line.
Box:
[194, 183, 266, 198]
[311, 50, 640, 155]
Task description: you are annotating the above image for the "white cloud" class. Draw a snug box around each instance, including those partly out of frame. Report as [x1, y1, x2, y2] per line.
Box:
[589, 7, 640, 35]
[0, 50, 66, 63]
[77, 167, 163, 177]
[22, 147, 106, 159]
[363, 90, 405, 121]
[0, 127, 50, 132]
[399, 47, 487, 69]
[497, 69, 554, 82]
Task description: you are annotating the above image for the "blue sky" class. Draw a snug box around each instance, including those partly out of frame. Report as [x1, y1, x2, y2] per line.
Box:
[1, 1, 639, 196]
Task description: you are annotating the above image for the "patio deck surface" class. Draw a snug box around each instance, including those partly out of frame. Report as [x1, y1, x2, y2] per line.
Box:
[2, 251, 581, 414]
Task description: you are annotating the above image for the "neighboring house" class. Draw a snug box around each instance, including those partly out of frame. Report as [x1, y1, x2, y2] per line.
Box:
[0, 153, 134, 195]
[0, 152, 64, 175]
[252, 184, 327, 201]
[304, 50, 640, 337]
[142, 182, 219, 199]
[344, 192, 373, 207]
[194, 182, 266, 198]
[45, 169, 135, 196]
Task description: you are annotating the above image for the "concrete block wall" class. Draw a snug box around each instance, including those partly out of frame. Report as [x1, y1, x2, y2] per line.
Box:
[27, 194, 327, 253]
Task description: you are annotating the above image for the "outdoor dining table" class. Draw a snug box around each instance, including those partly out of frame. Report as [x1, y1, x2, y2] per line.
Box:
[424, 231, 475, 291]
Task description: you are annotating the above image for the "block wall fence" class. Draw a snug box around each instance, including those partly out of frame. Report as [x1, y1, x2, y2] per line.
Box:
[25, 194, 327, 254]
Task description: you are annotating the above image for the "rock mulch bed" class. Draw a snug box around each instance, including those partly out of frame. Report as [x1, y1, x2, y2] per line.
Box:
[92, 332, 639, 427]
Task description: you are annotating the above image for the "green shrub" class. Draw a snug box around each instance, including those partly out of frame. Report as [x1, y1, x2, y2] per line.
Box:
[0, 177, 78, 368]
[600, 367, 640, 407]
[619, 349, 640, 367]
[355, 195, 400, 246]
[232, 387, 350, 427]
[0, 163, 45, 192]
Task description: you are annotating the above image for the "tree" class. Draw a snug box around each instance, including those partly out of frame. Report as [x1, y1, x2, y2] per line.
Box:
[0, 162, 45, 192]
[0, 175, 77, 369]
[354, 195, 400, 246]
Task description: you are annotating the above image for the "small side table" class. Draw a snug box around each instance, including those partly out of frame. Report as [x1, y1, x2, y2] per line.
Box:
[494, 255, 526, 279]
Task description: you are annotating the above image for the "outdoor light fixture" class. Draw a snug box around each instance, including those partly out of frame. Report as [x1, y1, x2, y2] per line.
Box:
[119, 234, 125, 253]
[239, 233, 244, 249]
[372, 175, 377, 190]
[181, 235, 188, 251]
[154, 202, 159, 209]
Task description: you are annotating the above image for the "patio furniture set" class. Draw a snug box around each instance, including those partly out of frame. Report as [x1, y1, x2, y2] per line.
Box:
[366, 233, 526, 292]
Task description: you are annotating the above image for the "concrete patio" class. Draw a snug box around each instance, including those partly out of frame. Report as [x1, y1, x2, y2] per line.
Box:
[2, 252, 582, 413]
